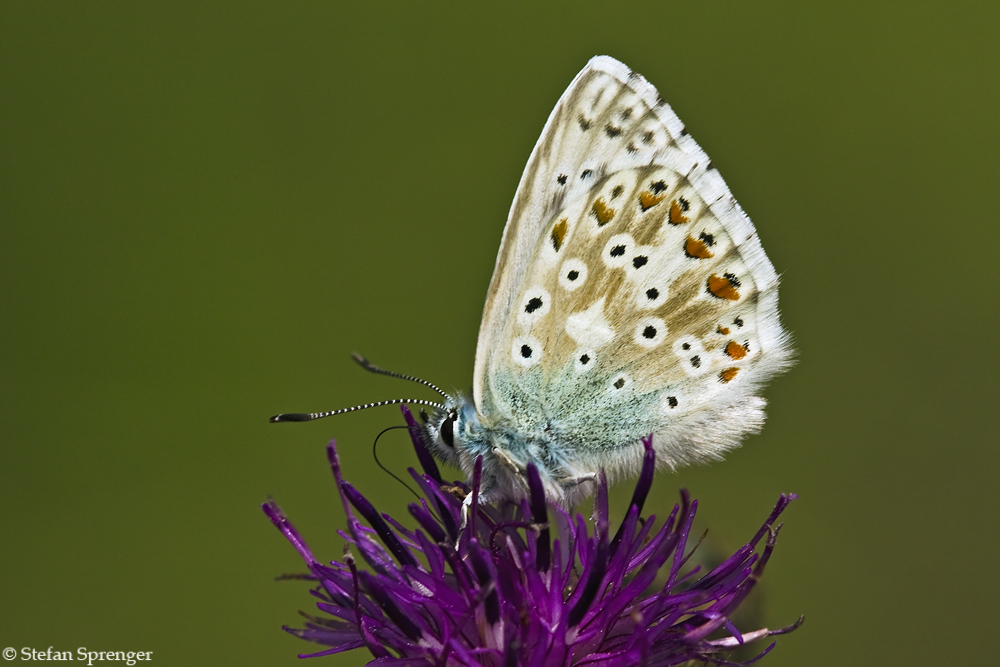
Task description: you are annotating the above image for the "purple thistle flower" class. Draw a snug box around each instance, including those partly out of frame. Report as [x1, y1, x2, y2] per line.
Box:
[263, 406, 802, 666]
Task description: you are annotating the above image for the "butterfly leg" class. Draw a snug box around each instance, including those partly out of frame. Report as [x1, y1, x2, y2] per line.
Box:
[459, 447, 528, 536]
[458, 447, 532, 535]
[457, 469, 504, 536]
[492, 446, 524, 476]
[493, 446, 536, 498]
[458, 492, 474, 535]
[558, 473, 598, 491]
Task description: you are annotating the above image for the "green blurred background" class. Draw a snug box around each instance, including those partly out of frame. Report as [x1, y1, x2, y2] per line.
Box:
[2, 2, 997, 665]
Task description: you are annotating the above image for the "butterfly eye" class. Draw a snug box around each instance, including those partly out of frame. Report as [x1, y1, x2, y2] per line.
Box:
[439, 413, 456, 449]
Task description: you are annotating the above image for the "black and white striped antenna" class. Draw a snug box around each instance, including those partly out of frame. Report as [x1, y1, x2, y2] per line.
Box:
[269, 354, 448, 423]
[350, 353, 449, 399]
[270, 398, 447, 423]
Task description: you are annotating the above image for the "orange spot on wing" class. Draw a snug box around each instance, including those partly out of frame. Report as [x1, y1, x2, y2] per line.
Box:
[719, 367, 739, 383]
[707, 274, 741, 301]
[592, 198, 616, 226]
[639, 190, 665, 211]
[550, 218, 569, 251]
[725, 341, 747, 360]
[717, 326, 731, 335]
[669, 199, 690, 225]
[685, 236, 714, 259]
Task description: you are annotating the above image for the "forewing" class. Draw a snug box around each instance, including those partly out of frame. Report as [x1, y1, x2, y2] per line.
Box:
[473, 56, 791, 472]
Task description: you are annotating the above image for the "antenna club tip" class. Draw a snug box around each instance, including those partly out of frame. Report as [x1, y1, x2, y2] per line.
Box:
[270, 413, 313, 423]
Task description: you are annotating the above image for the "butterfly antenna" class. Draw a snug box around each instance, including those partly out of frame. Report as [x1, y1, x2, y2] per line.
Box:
[351, 353, 449, 400]
[270, 398, 447, 423]
[371, 425, 421, 500]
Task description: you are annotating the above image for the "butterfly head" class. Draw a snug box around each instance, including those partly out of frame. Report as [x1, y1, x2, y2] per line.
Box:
[423, 395, 483, 472]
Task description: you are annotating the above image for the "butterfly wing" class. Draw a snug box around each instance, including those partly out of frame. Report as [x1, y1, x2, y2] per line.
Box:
[473, 56, 791, 478]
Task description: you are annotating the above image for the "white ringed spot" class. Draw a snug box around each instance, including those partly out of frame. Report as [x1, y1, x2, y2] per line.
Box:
[602, 233, 635, 270]
[558, 258, 588, 291]
[609, 374, 632, 391]
[517, 287, 551, 327]
[661, 392, 681, 411]
[637, 283, 667, 310]
[573, 349, 596, 373]
[672, 336, 709, 377]
[626, 244, 655, 275]
[511, 335, 543, 368]
[633, 317, 666, 348]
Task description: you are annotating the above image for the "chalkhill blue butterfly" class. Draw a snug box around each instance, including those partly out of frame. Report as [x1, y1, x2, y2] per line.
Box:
[273, 56, 792, 505]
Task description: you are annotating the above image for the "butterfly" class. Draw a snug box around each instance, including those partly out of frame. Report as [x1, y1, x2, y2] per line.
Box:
[273, 56, 792, 505]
